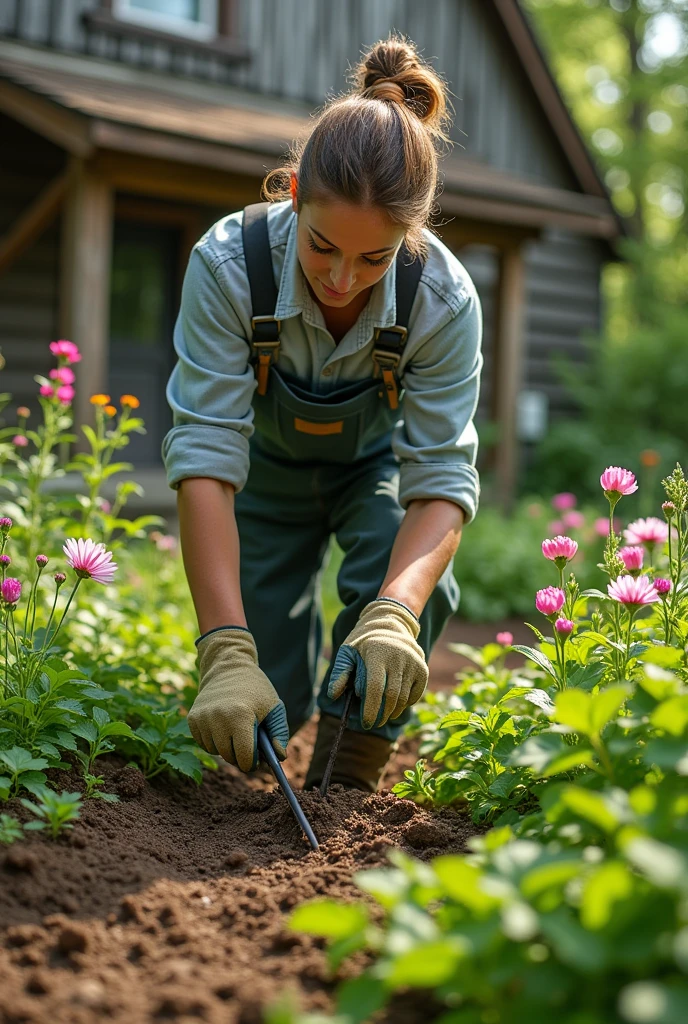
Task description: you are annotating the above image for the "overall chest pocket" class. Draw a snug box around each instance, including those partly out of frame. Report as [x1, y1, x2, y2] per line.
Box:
[252, 368, 400, 463]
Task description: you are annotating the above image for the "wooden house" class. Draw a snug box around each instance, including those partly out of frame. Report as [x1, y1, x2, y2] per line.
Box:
[0, 0, 625, 512]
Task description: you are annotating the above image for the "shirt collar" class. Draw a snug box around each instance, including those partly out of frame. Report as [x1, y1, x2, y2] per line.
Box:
[274, 212, 399, 348]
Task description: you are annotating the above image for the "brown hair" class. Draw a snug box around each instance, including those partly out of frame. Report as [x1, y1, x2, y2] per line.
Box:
[261, 32, 453, 260]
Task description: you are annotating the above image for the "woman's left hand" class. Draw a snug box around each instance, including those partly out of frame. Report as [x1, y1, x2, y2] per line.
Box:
[328, 598, 428, 729]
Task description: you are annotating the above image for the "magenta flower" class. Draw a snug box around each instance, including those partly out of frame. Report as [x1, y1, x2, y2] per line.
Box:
[548, 520, 566, 536]
[12, 435, 28, 447]
[496, 631, 513, 646]
[49, 366, 75, 384]
[49, 340, 81, 364]
[56, 385, 75, 405]
[0, 555, 10, 566]
[653, 578, 672, 595]
[594, 516, 620, 538]
[36, 554, 49, 568]
[623, 517, 669, 549]
[54, 572, 66, 586]
[63, 538, 117, 585]
[555, 618, 575, 636]
[1, 577, 22, 605]
[542, 535, 578, 566]
[607, 575, 660, 609]
[552, 492, 577, 511]
[619, 546, 644, 573]
[600, 466, 638, 498]
[0, 517, 12, 532]
[155, 534, 178, 552]
[562, 510, 585, 530]
[39, 384, 54, 398]
[535, 587, 566, 616]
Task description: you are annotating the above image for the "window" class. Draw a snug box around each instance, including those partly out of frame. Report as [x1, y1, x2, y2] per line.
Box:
[112, 0, 218, 41]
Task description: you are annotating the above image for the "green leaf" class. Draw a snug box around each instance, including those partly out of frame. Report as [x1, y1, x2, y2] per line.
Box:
[71, 721, 98, 744]
[160, 751, 202, 783]
[581, 589, 610, 601]
[524, 621, 547, 643]
[446, 642, 485, 667]
[384, 939, 466, 988]
[0, 747, 49, 774]
[432, 857, 499, 914]
[289, 900, 369, 939]
[581, 860, 633, 930]
[54, 699, 86, 715]
[644, 738, 688, 774]
[554, 690, 591, 735]
[101, 722, 135, 739]
[508, 734, 567, 774]
[561, 786, 619, 833]
[589, 685, 629, 733]
[651, 696, 688, 737]
[541, 747, 597, 777]
[539, 907, 607, 971]
[336, 976, 386, 1023]
[625, 838, 688, 889]
[92, 707, 110, 727]
[510, 645, 558, 681]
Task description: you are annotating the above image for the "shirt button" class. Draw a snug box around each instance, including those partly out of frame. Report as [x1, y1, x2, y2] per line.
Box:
[322, 367, 333, 377]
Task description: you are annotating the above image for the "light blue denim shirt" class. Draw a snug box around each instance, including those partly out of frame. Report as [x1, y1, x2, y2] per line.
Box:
[162, 200, 483, 523]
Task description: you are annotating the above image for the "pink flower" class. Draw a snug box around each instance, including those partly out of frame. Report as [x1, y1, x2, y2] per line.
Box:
[155, 534, 178, 552]
[1, 577, 22, 605]
[555, 618, 575, 636]
[0, 554, 10, 566]
[600, 466, 638, 497]
[661, 501, 675, 520]
[49, 366, 75, 385]
[542, 535, 578, 565]
[535, 587, 566, 616]
[63, 538, 117, 585]
[619, 546, 644, 572]
[562, 510, 585, 530]
[607, 574, 660, 609]
[0, 518, 12, 532]
[552, 492, 577, 511]
[496, 632, 513, 646]
[54, 572, 66, 586]
[548, 520, 566, 535]
[623, 517, 669, 549]
[49, 340, 81, 364]
[56, 385, 75, 405]
[39, 385, 54, 398]
[12, 435, 28, 447]
[100, 500, 112, 514]
[594, 517, 621, 538]
[653, 578, 672, 595]
[36, 555, 49, 568]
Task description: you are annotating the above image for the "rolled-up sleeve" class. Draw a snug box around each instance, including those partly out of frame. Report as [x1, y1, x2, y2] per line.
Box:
[393, 286, 483, 523]
[161, 248, 256, 492]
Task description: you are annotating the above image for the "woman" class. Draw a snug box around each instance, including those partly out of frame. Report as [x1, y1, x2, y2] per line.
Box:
[162, 34, 483, 793]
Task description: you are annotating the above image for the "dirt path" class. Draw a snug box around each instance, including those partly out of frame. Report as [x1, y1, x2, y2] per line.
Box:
[0, 618, 527, 1024]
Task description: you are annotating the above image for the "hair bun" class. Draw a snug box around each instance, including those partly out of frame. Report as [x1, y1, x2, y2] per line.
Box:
[354, 33, 449, 136]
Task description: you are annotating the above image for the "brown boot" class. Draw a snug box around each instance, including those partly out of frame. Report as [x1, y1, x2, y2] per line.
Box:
[304, 713, 397, 793]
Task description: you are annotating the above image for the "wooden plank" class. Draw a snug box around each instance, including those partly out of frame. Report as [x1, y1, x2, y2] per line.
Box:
[59, 158, 113, 444]
[0, 78, 92, 156]
[0, 169, 69, 277]
[491, 243, 527, 513]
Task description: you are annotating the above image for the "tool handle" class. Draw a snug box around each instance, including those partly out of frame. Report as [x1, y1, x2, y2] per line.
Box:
[257, 726, 319, 851]
[319, 686, 354, 797]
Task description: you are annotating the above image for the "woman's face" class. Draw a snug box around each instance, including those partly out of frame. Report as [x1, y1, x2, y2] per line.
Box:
[293, 183, 405, 309]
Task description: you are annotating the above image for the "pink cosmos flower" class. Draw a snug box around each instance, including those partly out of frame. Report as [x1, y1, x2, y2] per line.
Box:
[562, 510, 585, 530]
[623, 517, 669, 549]
[39, 385, 54, 398]
[594, 517, 621, 538]
[49, 340, 81, 364]
[535, 587, 566, 616]
[555, 618, 575, 636]
[552, 492, 577, 511]
[653, 578, 672, 595]
[607, 574, 660, 609]
[56, 385, 75, 405]
[12, 435, 28, 447]
[619, 546, 644, 572]
[63, 538, 117, 585]
[1, 578, 22, 605]
[542, 535, 578, 564]
[548, 520, 566, 535]
[496, 632, 513, 646]
[49, 366, 76, 385]
[600, 466, 638, 497]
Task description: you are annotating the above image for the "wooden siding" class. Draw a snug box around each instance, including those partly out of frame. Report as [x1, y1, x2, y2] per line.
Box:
[0, 113, 65, 415]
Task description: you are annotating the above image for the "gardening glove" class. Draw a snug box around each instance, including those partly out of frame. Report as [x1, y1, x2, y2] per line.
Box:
[188, 627, 289, 773]
[328, 598, 428, 730]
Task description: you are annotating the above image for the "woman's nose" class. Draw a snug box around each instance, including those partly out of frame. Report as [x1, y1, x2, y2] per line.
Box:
[330, 260, 355, 292]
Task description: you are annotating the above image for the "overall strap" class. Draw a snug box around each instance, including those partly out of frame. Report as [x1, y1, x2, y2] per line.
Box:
[242, 202, 280, 396]
[373, 243, 423, 410]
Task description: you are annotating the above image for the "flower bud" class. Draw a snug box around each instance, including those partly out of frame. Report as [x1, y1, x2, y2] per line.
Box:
[1, 577, 22, 605]
[36, 554, 49, 567]
[54, 572, 67, 586]
[662, 501, 676, 520]
[555, 618, 575, 636]
[0, 554, 10, 567]
[653, 577, 672, 595]
[496, 632, 513, 646]
[0, 517, 12, 533]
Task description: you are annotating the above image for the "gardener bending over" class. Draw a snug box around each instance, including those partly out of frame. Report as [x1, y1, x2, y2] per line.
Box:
[162, 34, 483, 792]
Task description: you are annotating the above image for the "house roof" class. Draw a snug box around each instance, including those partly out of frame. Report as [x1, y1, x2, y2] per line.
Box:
[0, 29, 623, 246]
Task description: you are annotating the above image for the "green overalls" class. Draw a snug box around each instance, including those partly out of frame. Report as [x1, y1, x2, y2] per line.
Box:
[234, 204, 460, 742]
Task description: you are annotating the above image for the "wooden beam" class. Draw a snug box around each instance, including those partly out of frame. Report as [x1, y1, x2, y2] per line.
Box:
[0, 78, 92, 156]
[441, 218, 540, 251]
[491, 244, 528, 513]
[0, 169, 70, 276]
[59, 159, 113, 446]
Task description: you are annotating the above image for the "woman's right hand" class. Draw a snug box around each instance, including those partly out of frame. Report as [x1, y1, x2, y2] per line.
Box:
[188, 627, 289, 772]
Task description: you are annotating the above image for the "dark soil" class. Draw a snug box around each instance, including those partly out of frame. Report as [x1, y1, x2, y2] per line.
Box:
[0, 621, 519, 1023]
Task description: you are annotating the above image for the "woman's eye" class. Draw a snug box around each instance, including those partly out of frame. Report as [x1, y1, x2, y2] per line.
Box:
[307, 236, 392, 267]
[363, 254, 392, 267]
[307, 237, 333, 256]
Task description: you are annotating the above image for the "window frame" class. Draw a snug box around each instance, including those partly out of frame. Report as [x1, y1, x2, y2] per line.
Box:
[111, 0, 219, 42]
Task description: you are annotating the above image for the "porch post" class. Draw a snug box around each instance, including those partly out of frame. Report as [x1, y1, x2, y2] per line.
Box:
[491, 242, 528, 513]
[59, 157, 113, 445]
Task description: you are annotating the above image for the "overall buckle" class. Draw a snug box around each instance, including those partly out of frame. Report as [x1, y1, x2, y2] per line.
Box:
[250, 318, 281, 395]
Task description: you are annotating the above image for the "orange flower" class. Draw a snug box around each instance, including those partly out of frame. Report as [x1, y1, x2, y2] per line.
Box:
[16, 406, 30, 418]
[640, 448, 660, 468]
[90, 394, 111, 406]
[104, 405, 117, 417]
[120, 394, 140, 409]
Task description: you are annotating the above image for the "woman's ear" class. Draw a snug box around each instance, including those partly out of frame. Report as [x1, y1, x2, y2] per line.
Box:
[290, 172, 298, 212]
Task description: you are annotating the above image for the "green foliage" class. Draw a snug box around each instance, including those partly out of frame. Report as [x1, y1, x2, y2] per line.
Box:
[0, 813, 23, 844]
[0, 746, 48, 800]
[20, 787, 82, 839]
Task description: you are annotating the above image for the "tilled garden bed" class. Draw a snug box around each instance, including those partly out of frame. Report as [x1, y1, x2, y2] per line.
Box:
[0, 720, 478, 1024]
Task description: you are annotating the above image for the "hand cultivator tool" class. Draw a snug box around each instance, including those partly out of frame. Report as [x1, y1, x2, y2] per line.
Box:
[257, 725, 319, 851]
[319, 686, 354, 797]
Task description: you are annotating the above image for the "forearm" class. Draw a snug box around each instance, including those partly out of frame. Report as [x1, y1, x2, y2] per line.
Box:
[177, 477, 247, 633]
[378, 498, 465, 617]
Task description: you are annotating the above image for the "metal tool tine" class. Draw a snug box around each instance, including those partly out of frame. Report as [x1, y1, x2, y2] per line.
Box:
[257, 726, 319, 851]
[319, 686, 354, 797]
